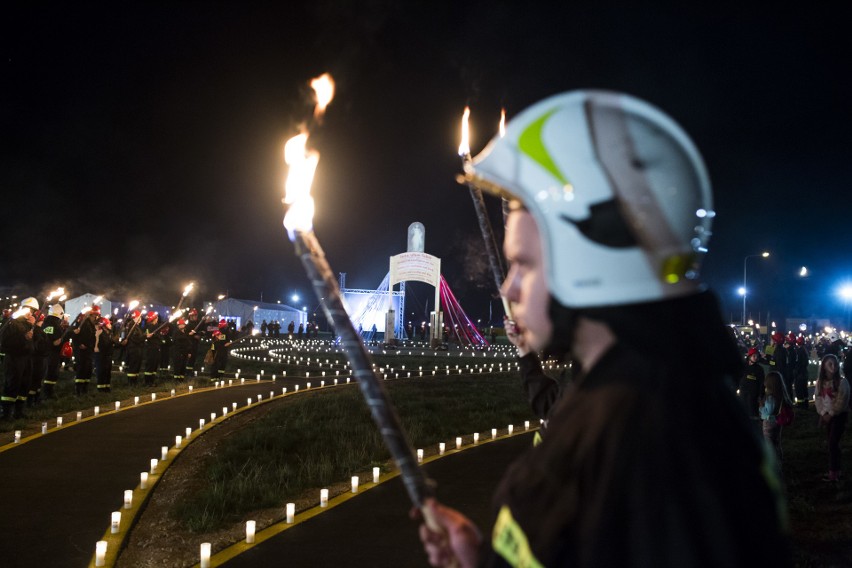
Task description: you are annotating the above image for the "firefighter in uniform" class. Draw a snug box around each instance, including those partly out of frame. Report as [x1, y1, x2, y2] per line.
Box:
[28, 311, 49, 406]
[186, 308, 202, 372]
[209, 319, 232, 381]
[95, 317, 115, 392]
[1, 298, 37, 420]
[143, 311, 162, 387]
[42, 304, 65, 399]
[73, 306, 98, 395]
[122, 310, 144, 385]
[159, 320, 173, 380]
[172, 318, 192, 381]
[416, 90, 788, 567]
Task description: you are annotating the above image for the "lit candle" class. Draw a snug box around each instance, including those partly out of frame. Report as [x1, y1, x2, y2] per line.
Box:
[286, 503, 295, 523]
[211, 412, 216, 422]
[351, 476, 359, 493]
[56, 416, 63, 427]
[76, 411, 82, 421]
[491, 428, 497, 439]
[94, 406, 100, 416]
[246, 398, 252, 406]
[95, 541, 107, 566]
[161, 446, 168, 460]
[320, 488, 329, 507]
[199, 418, 205, 429]
[14, 430, 21, 443]
[150, 458, 158, 473]
[417, 448, 424, 462]
[152, 393, 157, 401]
[140, 472, 148, 489]
[200, 542, 211, 568]
[41, 422, 47, 434]
[439, 442, 445, 455]
[232, 402, 237, 410]
[134, 396, 140, 406]
[246, 520, 256, 543]
[124, 490, 133, 509]
[456, 436, 462, 449]
[282, 387, 287, 394]
[171, 389, 176, 396]
[257, 394, 262, 402]
[187, 386, 192, 393]
[473, 432, 479, 443]
[186, 426, 192, 438]
[111, 511, 121, 534]
[373, 466, 380, 483]
[524, 420, 530, 430]
[508, 424, 514, 435]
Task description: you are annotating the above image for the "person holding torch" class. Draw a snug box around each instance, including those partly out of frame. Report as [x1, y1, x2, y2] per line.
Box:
[418, 91, 789, 566]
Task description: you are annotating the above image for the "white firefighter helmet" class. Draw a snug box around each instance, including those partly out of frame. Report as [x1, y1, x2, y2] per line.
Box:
[49, 304, 64, 317]
[466, 90, 712, 308]
[21, 297, 40, 311]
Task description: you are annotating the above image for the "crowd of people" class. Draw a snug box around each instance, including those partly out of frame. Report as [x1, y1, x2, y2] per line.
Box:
[0, 301, 319, 420]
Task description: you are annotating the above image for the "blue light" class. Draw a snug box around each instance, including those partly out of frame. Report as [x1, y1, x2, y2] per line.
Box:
[737, 286, 746, 297]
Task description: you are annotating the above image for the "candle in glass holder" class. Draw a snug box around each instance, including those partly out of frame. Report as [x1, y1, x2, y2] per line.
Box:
[286, 503, 295, 523]
[95, 541, 107, 566]
[200, 543, 211, 568]
[111, 511, 121, 534]
[246, 520, 256, 543]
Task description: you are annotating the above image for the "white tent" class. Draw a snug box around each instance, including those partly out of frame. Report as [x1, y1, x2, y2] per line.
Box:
[63, 293, 119, 320]
[213, 298, 306, 329]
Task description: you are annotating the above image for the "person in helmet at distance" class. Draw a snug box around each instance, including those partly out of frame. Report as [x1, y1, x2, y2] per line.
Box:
[72, 305, 98, 395]
[121, 310, 145, 386]
[41, 304, 66, 399]
[1, 298, 37, 420]
[142, 311, 162, 387]
[416, 91, 788, 567]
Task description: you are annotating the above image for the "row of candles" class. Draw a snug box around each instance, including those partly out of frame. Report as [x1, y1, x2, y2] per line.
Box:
[85, 368, 538, 565]
[189, 421, 535, 567]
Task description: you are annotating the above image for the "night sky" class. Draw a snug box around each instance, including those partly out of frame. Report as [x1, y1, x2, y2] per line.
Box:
[2, 3, 850, 327]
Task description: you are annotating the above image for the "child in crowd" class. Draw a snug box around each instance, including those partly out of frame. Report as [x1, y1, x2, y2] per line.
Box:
[814, 354, 850, 482]
[760, 371, 792, 462]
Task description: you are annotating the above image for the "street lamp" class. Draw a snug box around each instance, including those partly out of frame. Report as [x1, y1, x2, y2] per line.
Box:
[742, 251, 769, 324]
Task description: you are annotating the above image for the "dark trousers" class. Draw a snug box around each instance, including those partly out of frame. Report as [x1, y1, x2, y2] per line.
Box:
[45, 350, 61, 386]
[75, 349, 93, 383]
[97, 355, 112, 390]
[2, 354, 29, 403]
[29, 356, 46, 397]
[172, 352, 189, 380]
[126, 348, 143, 383]
[794, 371, 809, 405]
[828, 412, 848, 473]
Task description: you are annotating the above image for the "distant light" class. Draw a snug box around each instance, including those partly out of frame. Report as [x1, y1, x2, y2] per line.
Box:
[217, 294, 225, 300]
[799, 323, 807, 331]
[696, 209, 707, 218]
[761, 251, 770, 258]
[800, 266, 809, 277]
[748, 319, 754, 326]
[737, 286, 746, 296]
[291, 294, 299, 302]
[839, 284, 852, 301]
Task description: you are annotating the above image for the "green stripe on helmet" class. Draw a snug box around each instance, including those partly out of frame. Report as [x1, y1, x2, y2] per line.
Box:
[518, 109, 570, 186]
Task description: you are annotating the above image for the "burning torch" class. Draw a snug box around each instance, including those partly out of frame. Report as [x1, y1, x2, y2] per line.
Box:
[456, 107, 512, 321]
[282, 74, 437, 522]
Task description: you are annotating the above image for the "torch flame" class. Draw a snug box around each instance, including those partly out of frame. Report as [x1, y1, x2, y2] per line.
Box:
[283, 73, 335, 239]
[94, 296, 103, 304]
[81, 306, 92, 315]
[283, 132, 319, 237]
[183, 282, 194, 297]
[311, 73, 335, 118]
[458, 106, 471, 157]
[46, 287, 65, 302]
[11, 308, 30, 319]
[169, 309, 184, 322]
[59, 294, 67, 302]
[499, 108, 506, 138]
[205, 306, 214, 314]
[128, 300, 140, 311]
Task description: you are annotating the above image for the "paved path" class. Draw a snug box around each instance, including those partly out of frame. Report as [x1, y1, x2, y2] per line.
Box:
[220, 432, 533, 568]
[0, 380, 296, 568]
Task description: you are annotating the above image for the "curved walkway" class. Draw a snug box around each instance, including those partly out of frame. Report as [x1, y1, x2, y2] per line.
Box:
[0, 379, 298, 568]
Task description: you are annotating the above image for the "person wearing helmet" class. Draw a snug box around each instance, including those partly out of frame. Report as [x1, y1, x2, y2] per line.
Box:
[172, 318, 192, 382]
[209, 319, 233, 381]
[72, 306, 98, 395]
[94, 317, 115, 392]
[121, 310, 145, 386]
[41, 304, 66, 399]
[143, 312, 162, 387]
[185, 308, 202, 371]
[1, 299, 36, 420]
[27, 311, 49, 406]
[416, 91, 788, 566]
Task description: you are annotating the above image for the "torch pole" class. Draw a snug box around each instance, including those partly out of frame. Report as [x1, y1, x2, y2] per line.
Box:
[292, 229, 435, 511]
[458, 173, 512, 319]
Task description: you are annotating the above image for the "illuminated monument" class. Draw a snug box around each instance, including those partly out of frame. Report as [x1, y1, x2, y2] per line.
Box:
[340, 222, 486, 347]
